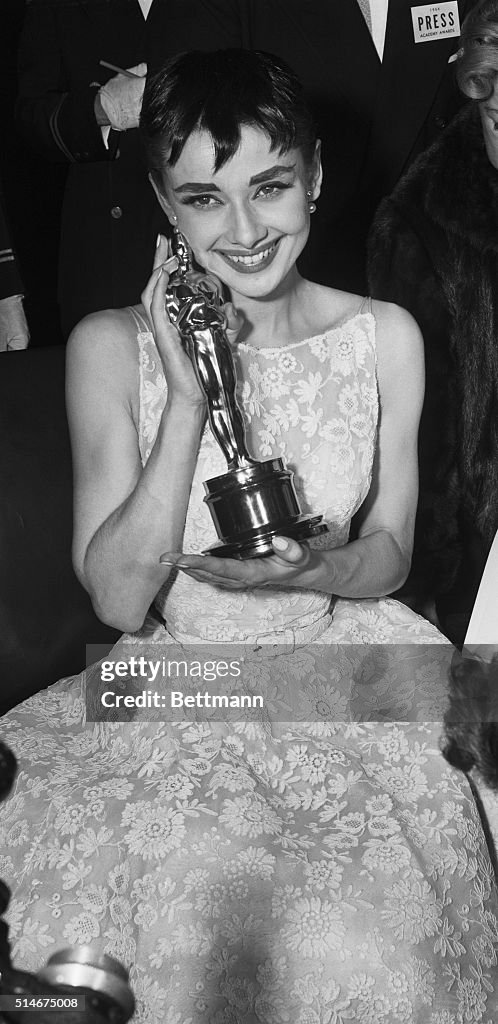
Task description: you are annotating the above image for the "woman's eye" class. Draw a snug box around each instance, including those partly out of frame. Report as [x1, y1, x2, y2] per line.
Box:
[184, 195, 220, 209]
[256, 182, 291, 198]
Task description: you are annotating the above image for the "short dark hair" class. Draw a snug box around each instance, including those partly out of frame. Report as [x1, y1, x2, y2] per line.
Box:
[141, 49, 317, 185]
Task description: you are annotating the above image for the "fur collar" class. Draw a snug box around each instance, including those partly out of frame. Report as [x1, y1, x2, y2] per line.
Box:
[392, 102, 498, 255]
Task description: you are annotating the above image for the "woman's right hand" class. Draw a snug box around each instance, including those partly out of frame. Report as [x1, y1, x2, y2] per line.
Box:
[141, 234, 245, 410]
[141, 234, 206, 408]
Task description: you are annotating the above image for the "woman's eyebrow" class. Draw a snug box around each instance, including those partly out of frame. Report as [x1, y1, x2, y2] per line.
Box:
[173, 182, 220, 194]
[173, 163, 296, 194]
[249, 163, 296, 185]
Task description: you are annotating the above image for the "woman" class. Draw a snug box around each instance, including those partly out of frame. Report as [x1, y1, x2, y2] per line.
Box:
[1, 50, 497, 1023]
[369, 0, 498, 645]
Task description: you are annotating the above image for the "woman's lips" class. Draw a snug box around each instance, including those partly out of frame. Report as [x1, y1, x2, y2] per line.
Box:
[217, 239, 281, 274]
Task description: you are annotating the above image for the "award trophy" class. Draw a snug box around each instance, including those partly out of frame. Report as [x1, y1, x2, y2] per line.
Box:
[165, 231, 328, 559]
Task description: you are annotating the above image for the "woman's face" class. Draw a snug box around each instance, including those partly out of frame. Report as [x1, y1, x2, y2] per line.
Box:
[479, 78, 498, 169]
[157, 125, 321, 300]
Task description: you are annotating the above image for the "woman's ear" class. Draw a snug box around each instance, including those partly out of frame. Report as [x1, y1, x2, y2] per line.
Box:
[309, 140, 323, 201]
[148, 172, 178, 228]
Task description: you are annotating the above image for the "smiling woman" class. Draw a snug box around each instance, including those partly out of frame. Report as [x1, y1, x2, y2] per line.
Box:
[142, 49, 321, 304]
[1, 47, 498, 1024]
[153, 126, 316, 297]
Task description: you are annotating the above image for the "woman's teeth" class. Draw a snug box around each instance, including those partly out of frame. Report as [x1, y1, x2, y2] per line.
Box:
[226, 243, 276, 266]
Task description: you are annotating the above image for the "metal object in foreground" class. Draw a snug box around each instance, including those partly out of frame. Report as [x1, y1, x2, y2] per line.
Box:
[0, 741, 135, 1024]
[38, 949, 135, 1022]
[165, 231, 328, 558]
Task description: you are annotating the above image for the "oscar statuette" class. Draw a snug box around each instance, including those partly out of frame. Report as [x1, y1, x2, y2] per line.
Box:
[165, 230, 328, 559]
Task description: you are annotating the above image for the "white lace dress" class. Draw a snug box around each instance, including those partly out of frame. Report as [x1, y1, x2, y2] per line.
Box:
[1, 310, 497, 1024]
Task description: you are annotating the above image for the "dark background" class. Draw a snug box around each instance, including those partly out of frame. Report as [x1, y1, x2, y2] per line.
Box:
[1, 1, 65, 346]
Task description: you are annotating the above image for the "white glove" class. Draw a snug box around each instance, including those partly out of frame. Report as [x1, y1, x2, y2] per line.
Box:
[0, 294, 30, 351]
[98, 63, 147, 132]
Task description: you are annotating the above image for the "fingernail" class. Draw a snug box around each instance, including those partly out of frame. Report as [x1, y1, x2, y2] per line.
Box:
[272, 536, 288, 551]
[159, 558, 190, 568]
[162, 256, 178, 273]
[156, 233, 161, 248]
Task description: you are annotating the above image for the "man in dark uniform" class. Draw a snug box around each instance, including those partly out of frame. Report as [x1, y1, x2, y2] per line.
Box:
[15, 0, 241, 337]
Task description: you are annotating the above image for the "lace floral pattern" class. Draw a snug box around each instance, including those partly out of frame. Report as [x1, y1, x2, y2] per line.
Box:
[2, 707, 498, 1023]
[1, 311, 497, 1023]
[141, 316, 381, 641]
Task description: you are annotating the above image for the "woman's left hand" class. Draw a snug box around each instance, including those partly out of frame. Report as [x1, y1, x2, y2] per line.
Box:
[159, 536, 327, 591]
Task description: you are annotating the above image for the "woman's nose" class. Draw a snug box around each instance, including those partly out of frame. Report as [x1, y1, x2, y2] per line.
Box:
[227, 203, 267, 249]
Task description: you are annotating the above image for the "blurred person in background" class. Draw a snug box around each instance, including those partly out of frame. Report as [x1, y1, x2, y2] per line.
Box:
[369, 0, 498, 645]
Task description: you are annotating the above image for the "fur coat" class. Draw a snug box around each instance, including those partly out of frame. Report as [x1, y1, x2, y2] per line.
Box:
[368, 102, 498, 632]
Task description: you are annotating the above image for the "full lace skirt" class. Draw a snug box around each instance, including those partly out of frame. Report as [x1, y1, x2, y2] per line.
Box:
[2, 599, 498, 1024]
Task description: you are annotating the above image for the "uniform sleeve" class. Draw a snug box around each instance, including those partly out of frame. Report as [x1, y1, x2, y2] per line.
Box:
[16, 2, 109, 163]
[0, 191, 23, 301]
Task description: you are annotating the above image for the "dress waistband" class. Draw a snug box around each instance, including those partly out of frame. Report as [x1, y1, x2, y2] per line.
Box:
[146, 598, 336, 654]
[247, 600, 335, 651]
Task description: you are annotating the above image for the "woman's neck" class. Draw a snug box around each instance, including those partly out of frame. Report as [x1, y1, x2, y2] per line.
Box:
[230, 268, 313, 349]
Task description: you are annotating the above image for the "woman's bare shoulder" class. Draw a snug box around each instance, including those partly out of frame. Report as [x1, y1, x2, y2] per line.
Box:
[67, 306, 140, 361]
[66, 305, 147, 427]
[302, 283, 421, 338]
[370, 299, 424, 406]
[370, 298, 423, 358]
[66, 305, 143, 393]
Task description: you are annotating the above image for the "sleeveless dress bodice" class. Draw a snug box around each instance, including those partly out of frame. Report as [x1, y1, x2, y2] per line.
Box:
[138, 309, 377, 642]
[135, 308, 447, 648]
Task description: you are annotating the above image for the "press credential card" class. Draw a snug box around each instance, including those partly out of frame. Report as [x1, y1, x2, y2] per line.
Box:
[411, 2, 460, 42]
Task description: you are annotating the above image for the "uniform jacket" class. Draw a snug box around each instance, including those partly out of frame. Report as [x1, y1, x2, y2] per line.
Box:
[16, 0, 239, 335]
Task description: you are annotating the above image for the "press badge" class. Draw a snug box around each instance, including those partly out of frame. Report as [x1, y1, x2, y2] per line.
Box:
[411, 2, 460, 43]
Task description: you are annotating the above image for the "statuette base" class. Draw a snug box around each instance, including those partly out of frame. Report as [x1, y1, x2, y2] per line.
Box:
[202, 458, 328, 559]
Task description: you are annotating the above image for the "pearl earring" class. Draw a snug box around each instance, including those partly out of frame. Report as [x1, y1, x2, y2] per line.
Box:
[306, 190, 317, 214]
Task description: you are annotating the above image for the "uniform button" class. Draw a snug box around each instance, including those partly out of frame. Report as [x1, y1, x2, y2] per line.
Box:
[435, 116, 447, 129]
[111, 205, 123, 219]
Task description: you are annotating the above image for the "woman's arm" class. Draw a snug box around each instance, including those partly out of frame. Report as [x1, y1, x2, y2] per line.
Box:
[161, 302, 424, 599]
[68, 317, 204, 632]
[321, 300, 424, 597]
[68, 243, 209, 632]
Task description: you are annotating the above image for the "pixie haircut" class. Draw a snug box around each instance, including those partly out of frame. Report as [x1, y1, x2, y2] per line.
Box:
[457, 0, 498, 99]
[141, 49, 317, 186]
